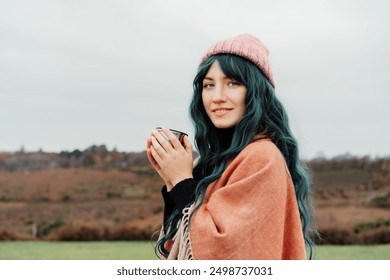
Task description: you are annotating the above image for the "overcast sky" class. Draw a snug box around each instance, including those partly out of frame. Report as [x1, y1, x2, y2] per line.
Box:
[1, 0, 389, 159]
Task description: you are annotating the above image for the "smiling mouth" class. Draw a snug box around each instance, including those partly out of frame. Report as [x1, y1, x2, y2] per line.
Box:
[211, 108, 233, 117]
[212, 108, 233, 113]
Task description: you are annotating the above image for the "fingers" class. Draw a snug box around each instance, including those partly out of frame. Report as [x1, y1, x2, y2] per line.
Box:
[149, 127, 191, 166]
[146, 136, 164, 170]
[152, 130, 172, 153]
[161, 127, 183, 150]
[152, 127, 182, 152]
[150, 136, 165, 163]
[182, 135, 192, 153]
[146, 145, 160, 170]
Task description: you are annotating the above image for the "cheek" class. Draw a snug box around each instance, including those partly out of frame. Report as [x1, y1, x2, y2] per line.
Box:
[202, 94, 209, 110]
[237, 91, 247, 115]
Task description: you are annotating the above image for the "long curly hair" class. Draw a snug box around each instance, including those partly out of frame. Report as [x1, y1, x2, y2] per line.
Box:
[156, 54, 317, 259]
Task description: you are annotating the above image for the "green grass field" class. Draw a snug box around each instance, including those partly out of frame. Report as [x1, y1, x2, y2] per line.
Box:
[0, 241, 389, 260]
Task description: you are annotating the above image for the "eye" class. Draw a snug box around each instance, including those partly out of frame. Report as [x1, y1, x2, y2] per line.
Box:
[228, 81, 241, 87]
[203, 83, 214, 89]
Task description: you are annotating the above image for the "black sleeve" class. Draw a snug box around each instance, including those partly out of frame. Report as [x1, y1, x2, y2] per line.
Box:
[161, 178, 198, 227]
[169, 178, 198, 212]
[161, 185, 175, 228]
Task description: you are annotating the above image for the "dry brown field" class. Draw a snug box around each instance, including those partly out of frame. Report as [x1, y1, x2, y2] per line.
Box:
[0, 163, 389, 243]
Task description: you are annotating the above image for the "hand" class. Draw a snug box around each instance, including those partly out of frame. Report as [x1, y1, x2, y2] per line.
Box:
[147, 137, 173, 188]
[146, 127, 193, 191]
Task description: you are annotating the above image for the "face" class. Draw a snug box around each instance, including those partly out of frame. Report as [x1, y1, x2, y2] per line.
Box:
[202, 61, 247, 129]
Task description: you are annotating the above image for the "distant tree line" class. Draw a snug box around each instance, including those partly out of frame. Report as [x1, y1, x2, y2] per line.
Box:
[0, 145, 149, 172]
[0, 146, 389, 175]
[307, 153, 390, 173]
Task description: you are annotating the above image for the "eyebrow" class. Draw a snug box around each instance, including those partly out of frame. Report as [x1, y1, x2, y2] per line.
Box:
[204, 75, 232, 81]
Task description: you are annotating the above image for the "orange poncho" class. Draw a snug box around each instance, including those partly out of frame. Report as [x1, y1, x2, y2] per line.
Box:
[162, 139, 306, 260]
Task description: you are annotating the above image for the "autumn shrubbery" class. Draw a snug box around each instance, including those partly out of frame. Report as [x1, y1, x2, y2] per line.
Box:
[0, 230, 18, 241]
[44, 218, 390, 244]
[48, 221, 110, 241]
[47, 220, 159, 241]
[355, 218, 390, 244]
[109, 222, 157, 241]
[0, 230, 33, 241]
[316, 228, 354, 245]
[317, 217, 390, 245]
[367, 192, 390, 208]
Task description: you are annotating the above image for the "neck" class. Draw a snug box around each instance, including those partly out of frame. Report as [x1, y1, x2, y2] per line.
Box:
[215, 126, 236, 151]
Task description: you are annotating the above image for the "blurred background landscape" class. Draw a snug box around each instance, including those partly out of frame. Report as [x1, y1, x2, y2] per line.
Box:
[0, 146, 389, 245]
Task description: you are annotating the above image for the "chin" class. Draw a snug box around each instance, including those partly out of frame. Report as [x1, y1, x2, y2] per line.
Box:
[213, 122, 236, 129]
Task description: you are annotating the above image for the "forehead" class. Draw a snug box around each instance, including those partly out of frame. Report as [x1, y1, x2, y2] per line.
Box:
[204, 61, 225, 78]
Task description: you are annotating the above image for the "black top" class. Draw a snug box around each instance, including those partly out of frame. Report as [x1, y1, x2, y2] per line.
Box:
[161, 127, 236, 227]
[161, 178, 198, 227]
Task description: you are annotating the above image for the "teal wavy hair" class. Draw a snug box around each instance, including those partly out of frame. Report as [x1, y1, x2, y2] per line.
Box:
[156, 54, 317, 259]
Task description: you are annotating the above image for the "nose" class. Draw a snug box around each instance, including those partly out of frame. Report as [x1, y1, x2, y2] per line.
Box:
[211, 85, 227, 103]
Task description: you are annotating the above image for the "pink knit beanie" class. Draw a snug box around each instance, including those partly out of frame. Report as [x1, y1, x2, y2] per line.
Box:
[200, 34, 275, 87]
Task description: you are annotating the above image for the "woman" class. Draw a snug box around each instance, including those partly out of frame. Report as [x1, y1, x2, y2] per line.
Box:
[146, 34, 316, 260]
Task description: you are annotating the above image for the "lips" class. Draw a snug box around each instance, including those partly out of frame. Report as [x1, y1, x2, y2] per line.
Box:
[211, 108, 233, 113]
[211, 108, 233, 117]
